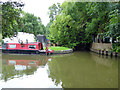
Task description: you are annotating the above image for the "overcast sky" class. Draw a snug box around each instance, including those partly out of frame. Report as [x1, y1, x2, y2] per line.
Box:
[20, 0, 65, 26]
[3, 0, 119, 26]
[2, 0, 65, 26]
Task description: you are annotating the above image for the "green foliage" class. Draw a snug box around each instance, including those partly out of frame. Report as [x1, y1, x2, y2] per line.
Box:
[2, 1, 46, 39]
[45, 22, 53, 38]
[86, 18, 98, 35]
[49, 2, 92, 49]
[48, 2, 119, 50]
[116, 47, 120, 53]
[112, 42, 120, 52]
[49, 14, 80, 48]
[86, 3, 109, 35]
[108, 3, 120, 37]
[19, 12, 46, 36]
[2, 1, 24, 39]
[2, 1, 119, 50]
[48, 3, 62, 22]
[46, 3, 62, 38]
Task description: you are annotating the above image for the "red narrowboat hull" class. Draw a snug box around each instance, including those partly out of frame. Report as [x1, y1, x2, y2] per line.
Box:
[2, 49, 42, 54]
[1, 42, 54, 55]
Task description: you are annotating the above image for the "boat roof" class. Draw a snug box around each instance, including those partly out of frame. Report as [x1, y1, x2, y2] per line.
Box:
[6, 42, 38, 44]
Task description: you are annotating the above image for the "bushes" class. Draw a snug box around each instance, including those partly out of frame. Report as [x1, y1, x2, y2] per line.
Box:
[116, 47, 120, 53]
[112, 42, 120, 52]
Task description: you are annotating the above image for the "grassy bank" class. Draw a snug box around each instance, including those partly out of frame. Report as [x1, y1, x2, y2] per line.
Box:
[44, 46, 71, 51]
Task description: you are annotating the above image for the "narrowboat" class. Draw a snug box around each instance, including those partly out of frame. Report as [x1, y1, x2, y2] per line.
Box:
[1, 42, 54, 55]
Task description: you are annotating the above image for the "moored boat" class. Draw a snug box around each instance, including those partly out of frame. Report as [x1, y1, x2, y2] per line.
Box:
[1, 42, 54, 55]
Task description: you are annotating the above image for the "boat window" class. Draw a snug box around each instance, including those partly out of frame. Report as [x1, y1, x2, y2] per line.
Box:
[29, 61, 36, 64]
[29, 45, 36, 49]
[9, 44, 16, 48]
[9, 60, 16, 65]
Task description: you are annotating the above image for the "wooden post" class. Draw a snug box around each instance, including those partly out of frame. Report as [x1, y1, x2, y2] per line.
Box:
[106, 51, 108, 56]
[99, 50, 101, 54]
[102, 50, 104, 55]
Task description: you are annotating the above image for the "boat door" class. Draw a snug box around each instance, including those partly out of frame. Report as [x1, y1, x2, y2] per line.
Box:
[38, 42, 43, 50]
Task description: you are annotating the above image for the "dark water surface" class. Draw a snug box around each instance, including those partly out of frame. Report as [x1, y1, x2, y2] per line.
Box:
[0, 51, 118, 88]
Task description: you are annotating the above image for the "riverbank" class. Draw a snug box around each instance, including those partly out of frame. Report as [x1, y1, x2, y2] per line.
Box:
[91, 43, 120, 57]
[91, 48, 120, 57]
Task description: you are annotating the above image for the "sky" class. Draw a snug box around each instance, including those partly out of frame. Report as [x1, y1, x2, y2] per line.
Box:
[21, 0, 65, 26]
[2, 0, 65, 26]
[2, 0, 119, 26]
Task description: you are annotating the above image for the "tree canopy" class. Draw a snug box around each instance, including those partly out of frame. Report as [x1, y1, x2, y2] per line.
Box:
[48, 2, 120, 50]
[19, 12, 46, 37]
[2, 1, 46, 39]
[2, 1, 120, 50]
[2, 1, 24, 39]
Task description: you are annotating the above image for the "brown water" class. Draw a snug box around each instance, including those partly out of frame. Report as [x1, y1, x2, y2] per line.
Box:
[0, 51, 119, 88]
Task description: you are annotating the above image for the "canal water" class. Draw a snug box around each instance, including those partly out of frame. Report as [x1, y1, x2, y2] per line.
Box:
[0, 51, 118, 88]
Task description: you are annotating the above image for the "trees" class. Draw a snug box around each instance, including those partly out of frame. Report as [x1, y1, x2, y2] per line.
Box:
[107, 3, 120, 38]
[49, 2, 92, 49]
[85, 2, 120, 38]
[2, 1, 24, 39]
[2, 1, 119, 50]
[19, 12, 46, 37]
[2, 1, 46, 39]
[48, 2, 120, 49]
[50, 14, 77, 48]
[85, 3, 109, 35]
[48, 3, 61, 22]
[46, 3, 62, 39]
[45, 22, 53, 37]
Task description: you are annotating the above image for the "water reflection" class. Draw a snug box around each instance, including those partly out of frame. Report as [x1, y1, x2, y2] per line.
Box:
[0, 52, 118, 88]
[90, 52, 118, 67]
[47, 52, 118, 88]
[0, 53, 2, 74]
[0, 54, 62, 88]
[1, 54, 49, 82]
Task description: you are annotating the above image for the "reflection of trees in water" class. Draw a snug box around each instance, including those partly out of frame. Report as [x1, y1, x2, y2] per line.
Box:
[48, 71, 62, 87]
[1, 54, 51, 82]
[0, 54, 2, 74]
[47, 52, 118, 88]
[0, 59, 2, 73]
[1, 65, 37, 82]
[47, 56, 78, 88]
[90, 52, 118, 67]
[47, 58, 63, 87]
[47, 52, 94, 88]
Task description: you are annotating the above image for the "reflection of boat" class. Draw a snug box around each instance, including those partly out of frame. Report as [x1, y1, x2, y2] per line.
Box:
[4, 57, 50, 71]
[7, 59, 48, 67]
[8, 60, 40, 66]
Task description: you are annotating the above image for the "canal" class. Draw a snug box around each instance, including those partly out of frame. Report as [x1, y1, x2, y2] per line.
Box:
[0, 51, 118, 88]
